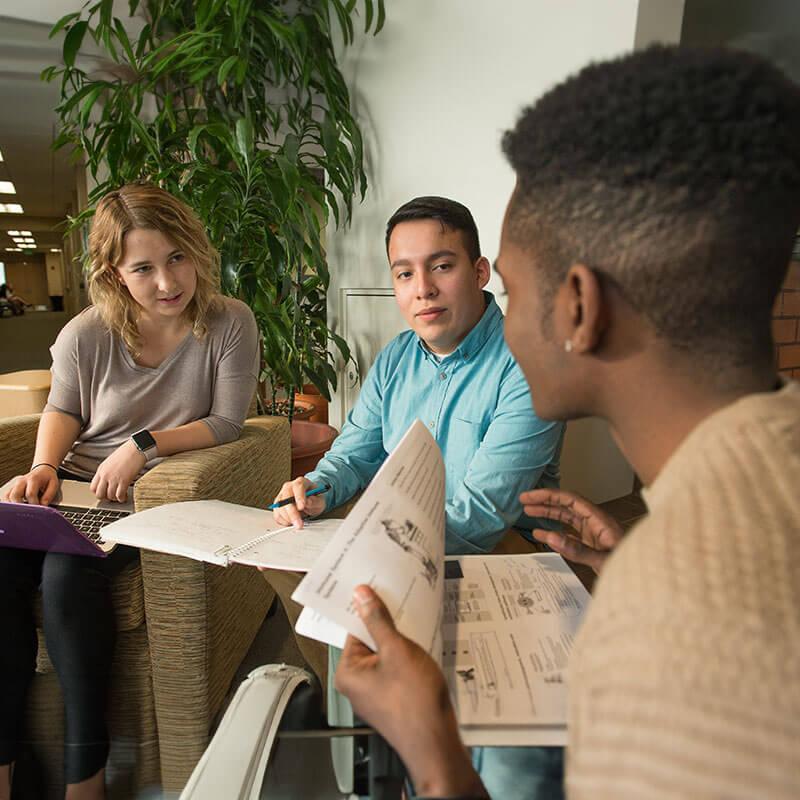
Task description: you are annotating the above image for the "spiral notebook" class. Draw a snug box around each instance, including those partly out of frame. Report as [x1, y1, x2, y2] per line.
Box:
[100, 499, 340, 572]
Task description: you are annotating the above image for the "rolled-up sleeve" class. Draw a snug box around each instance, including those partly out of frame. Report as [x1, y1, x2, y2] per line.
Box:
[306, 351, 388, 511]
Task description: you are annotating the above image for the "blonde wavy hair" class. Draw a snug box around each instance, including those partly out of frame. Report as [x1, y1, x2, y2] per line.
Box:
[87, 183, 221, 355]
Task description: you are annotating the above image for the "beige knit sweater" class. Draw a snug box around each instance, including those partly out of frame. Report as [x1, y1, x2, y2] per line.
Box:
[567, 382, 800, 800]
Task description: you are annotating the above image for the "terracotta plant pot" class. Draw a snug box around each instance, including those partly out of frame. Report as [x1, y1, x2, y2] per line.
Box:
[263, 399, 315, 421]
[290, 420, 339, 479]
[294, 383, 329, 424]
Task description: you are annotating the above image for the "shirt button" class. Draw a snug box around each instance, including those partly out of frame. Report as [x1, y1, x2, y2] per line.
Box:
[440, 372, 447, 380]
[429, 421, 435, 428]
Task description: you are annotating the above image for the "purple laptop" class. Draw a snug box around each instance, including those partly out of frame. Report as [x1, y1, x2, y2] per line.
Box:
[0, 479, 134, 557]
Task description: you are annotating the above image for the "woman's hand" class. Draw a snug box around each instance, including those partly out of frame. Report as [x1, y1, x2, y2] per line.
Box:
[272, 477, 326, 528]
[520, 487, 625, 574]
[2, 465, 60, 505]
[90, 441, 146, 502]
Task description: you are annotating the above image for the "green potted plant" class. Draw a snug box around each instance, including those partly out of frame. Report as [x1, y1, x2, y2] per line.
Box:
[45, 0, 382, 452]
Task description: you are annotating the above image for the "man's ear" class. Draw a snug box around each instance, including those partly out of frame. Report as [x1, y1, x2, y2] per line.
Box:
[475, 256, 491, 289]
[562, 264, 606, 353]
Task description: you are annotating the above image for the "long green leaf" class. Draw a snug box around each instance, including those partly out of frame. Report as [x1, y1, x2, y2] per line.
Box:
[235, 116, 254, 167]
[50, 12, 81, 39]
[62, 20, 89, 67]
[217, 55, 238, 85]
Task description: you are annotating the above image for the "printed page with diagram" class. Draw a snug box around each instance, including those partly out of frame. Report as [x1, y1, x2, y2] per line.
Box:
[292, 419, 446, 653]
[442, 553, 590, 732]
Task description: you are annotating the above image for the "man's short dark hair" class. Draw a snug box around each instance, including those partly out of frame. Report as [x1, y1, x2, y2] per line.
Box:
[386, 196, 481, 262]
[502, 45, 800, 368]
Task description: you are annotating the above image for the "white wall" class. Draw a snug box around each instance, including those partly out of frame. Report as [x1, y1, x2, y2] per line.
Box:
[635, 0, 686, 49]
[326, 0, 686, 501]
[2, 1, 119, 25]
[327, 0, 640, 314]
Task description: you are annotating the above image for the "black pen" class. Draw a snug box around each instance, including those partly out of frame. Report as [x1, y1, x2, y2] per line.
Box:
[267, 483, 331, 510]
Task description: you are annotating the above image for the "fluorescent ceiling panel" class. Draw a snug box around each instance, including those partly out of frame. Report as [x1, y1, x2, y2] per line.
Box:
[0, 181, 16, 194]
[0, 203, 24, 213]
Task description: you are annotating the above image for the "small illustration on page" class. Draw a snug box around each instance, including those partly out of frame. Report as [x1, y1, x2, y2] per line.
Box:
[380, 517, 438, 588]
[444, 581, 493, 624]
[455, 666, 479, 712]
[444, 632, 506, 718]
[494, 559, 584, 619]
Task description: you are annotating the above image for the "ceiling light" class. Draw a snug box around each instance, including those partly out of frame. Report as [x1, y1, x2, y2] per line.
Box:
[0, 181, 16, 194]
[7, 230, 20, 236]
[19, 230, 31, 236]
[0, 203, 24, 214]
[5, 247, 21, 252]
[50, 248, 62, 252]
[0, 149, 4, 161]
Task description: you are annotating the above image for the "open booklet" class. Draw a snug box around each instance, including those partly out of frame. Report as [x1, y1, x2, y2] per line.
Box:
[101, 499, 340, 572]
[292, 419, 591, 745]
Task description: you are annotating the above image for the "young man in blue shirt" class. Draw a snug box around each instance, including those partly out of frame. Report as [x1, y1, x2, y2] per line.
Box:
[268, 198, 565, 800]
[272, 196, 564, 554]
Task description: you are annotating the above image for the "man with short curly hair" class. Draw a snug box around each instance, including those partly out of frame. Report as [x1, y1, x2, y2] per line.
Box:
[333, 45, 800, 800]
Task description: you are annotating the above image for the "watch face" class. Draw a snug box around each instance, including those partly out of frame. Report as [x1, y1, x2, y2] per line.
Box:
[132, 430, 156, 451]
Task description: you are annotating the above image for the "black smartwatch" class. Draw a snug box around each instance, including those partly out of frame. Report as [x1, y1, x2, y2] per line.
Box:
[131, 429, 158, 461]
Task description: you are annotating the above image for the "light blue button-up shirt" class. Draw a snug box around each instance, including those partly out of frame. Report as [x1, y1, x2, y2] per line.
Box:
[307, 293, 564, 554]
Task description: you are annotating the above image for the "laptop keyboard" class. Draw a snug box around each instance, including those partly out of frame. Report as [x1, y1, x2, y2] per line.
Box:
[53, 505, 131, 543]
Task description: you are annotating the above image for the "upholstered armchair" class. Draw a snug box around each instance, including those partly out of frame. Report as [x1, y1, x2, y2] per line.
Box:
[0, 412, 290, 798]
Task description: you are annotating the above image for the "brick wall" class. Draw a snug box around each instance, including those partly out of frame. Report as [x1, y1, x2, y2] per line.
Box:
[775, 260, 800, 380]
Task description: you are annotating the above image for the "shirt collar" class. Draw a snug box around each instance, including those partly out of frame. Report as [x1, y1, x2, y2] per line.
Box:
[416, 291, 501, 363]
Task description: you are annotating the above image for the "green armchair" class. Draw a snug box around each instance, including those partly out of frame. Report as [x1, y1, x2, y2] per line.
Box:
[0, 412, 290, 798]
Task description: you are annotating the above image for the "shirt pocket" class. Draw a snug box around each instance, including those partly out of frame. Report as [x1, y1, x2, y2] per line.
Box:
[445, 417, 485, 480]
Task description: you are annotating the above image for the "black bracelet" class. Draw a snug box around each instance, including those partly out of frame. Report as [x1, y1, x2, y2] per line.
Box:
[31, 462, 59, 474]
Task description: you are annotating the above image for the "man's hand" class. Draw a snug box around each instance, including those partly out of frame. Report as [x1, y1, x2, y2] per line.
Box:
[520, 487, 625, 574]
[335, 585, 488, 798]
[90, 440, 145, 502]
[272, 476, 326, 528]
[2, 465, 60, 505]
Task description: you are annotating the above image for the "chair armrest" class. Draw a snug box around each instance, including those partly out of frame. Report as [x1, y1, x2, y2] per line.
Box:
[133, 418, 291, 792]
[0, 413, 40, 484]
[134, 419, 290, 511]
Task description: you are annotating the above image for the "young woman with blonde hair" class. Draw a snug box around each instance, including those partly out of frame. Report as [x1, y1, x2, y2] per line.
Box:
[0, 183, 259, 800]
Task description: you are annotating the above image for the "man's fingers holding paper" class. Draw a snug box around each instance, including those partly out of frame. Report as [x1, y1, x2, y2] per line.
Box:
[352, 584, 398, 648]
